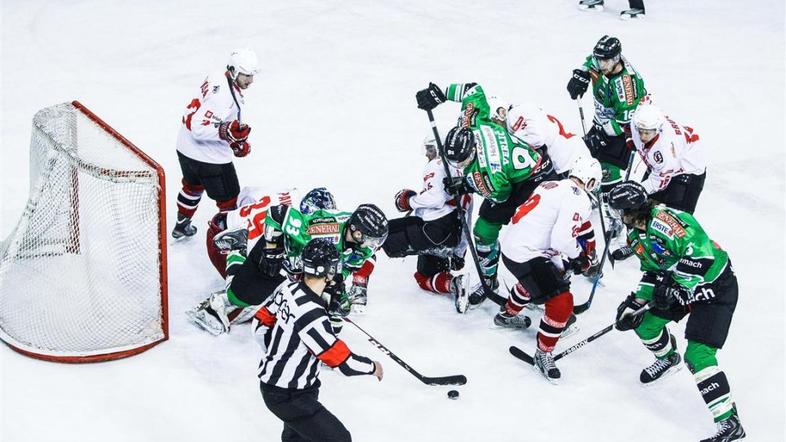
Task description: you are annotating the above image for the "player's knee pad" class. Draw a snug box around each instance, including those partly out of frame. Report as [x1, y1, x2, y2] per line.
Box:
[473, 217, 502, 246]
[544, 291, 573, 323]
[684, 340, 718, 374]
[181, 178, 205, 196]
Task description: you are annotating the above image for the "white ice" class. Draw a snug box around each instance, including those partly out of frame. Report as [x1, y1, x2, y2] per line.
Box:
[1, 1, 784, 441]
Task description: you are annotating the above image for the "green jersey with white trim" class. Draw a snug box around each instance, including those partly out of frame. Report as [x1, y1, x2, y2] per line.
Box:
[444, 82, 548, 203]
[580, 55, 647, 136]
[629, 205, 730, 304]
[264, 207, 374, 276]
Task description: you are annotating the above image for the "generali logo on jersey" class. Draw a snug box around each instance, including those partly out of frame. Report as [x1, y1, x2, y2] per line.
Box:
[654, 211, 686, 238]
[307, 223, 340, 235]
[622, 75, 635, 105]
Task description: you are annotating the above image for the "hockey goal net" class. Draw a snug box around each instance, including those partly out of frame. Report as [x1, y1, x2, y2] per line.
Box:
[0, 101, 168, 362]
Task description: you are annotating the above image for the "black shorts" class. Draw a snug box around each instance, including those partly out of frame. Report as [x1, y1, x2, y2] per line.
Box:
[177, 151, 240, 201]
[650, 172, 706, 214]
[382, 212, 460, 258]
[650, 265, 738, 349]
[502, 255, 570, 304]
[589, 133, 631, 170]
[479, 172, 558, 225]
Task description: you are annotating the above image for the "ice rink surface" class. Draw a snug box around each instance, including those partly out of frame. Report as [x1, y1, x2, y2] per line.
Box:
[1, 1, 784, 441]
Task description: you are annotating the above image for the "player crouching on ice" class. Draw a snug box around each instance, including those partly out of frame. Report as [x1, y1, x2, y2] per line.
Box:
[609, 181, 745, 442]
[380, 136, 472, 313]
[496, 155, 602, 382]
[254, 238, 384, 442]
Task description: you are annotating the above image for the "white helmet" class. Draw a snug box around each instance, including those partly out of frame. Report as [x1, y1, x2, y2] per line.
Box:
[632, 103, 665, 131]
[569, 155, 602, 193]
[227, 49, 260, 79]
[487, 96, 510, 124]
[423, 135, 437, 158]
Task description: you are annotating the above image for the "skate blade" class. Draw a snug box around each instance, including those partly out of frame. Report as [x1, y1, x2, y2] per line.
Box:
[578, 5, 604, 11]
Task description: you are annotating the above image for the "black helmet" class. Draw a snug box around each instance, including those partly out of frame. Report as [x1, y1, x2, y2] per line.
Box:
[300, 187, 337, 215]
[443, 126, 475, 166]
[608, 181, 647, 211]
[593, 35, 622, 60]
[348, 203, 388, 249]
[301, 238, 341, 279]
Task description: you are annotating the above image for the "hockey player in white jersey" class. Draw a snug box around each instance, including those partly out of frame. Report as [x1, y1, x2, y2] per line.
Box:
[381, 136, 472, 313]
[488, 98, 589, 177]
[611, 104, 707, 261]
[630, 103, 706, 213]
[495, 155, 602, 382]
[172, 48, 260, 239]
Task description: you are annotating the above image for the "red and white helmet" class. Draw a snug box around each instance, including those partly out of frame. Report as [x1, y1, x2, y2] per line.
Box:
[227, 49, 260, 79]
[487, 96, 510, 124]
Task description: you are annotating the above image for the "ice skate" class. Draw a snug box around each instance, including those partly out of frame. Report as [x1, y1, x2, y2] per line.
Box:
[620, 8, 645, 20]
[493, 311, 532, 330]
[451, 274, 469, 314]
[578, 0, 604, 11]
[534, 349, 561, 383]
[640, 352, 682, 385]
[186, 291, 231, 336]
[172, 213, 197, 239]
[700, 412, 746, 442]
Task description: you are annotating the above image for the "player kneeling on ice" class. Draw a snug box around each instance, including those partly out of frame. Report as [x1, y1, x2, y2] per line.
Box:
[496, 155, 602, 382]
[609, 182, 745, 442]
[254, 238, 383, 442]
[381, 136, 472, 313]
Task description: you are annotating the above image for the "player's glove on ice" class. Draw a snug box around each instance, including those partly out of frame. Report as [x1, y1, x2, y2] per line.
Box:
[653, 273, 689, 309]
[416, 82, 447, 111]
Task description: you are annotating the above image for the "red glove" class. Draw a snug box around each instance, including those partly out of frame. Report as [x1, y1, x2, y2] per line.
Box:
[219, 120, 251, 143]
[394, 189, 416, 212]
[231, 141, 251, 157]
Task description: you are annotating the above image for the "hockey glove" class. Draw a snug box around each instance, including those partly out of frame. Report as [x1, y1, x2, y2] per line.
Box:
[615, 293, 646, 331]
[567, 69, 590, 99]
[443, 176, 474, 196]
[231, 141, 251, 157]
[394, 189, 417, 212]
[257, 244, 285, 278]
[416, 82, 447, 111]
[583, 126, 608, 156]
[653, 273, 689, 309]
[569, 253, 592, 275]
[218, 120, 251, 143]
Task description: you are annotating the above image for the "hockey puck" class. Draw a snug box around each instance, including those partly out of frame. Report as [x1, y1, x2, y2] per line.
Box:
[447, 390, 459, 400]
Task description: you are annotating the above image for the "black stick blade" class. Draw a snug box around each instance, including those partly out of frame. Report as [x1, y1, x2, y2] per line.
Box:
[423, 374, 468, 386]
[509, 346, 535, 366]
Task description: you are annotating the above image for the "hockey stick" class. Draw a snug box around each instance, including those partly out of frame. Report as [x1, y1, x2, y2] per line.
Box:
[576, 99, 588, 137]
[344, 317, 467, 386]
[510, 303, 650, 365]
[573, 193, 611, 314]
[425, 109, 507, 307]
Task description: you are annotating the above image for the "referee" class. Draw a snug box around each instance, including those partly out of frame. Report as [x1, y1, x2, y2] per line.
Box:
[255, 238, 383, 441]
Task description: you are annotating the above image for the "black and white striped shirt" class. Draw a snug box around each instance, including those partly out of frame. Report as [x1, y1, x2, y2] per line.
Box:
[256, 281, 375, 389]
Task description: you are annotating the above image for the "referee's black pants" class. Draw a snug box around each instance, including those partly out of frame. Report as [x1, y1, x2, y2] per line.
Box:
[260, 381, 351, 442]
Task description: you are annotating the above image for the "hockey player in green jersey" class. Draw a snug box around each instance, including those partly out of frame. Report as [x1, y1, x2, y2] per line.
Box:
[567, 36, 647, 190]
[416, 81, 556, 305]
[189, 192, 387, 335]
[609, 182, 745, 442]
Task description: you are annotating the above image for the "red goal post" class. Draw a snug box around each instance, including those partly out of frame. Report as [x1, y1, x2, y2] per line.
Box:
[0, 101, 168, 362]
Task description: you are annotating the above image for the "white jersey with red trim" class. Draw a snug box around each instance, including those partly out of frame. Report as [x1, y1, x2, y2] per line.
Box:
[501, 179, 593, 263]
[176, 70, 245, 164]
[409, 158, 466, 222]
[506, 103, 587, 175]
[225, 188, 299, 251]
[631, 117, 707, 194]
